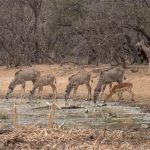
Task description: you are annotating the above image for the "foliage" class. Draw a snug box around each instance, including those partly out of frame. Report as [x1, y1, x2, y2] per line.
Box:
[0, 111, 9, 120]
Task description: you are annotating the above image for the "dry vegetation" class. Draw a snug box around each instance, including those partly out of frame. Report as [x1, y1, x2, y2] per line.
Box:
[0, 0, 150, 66]
[0, 126, 149, 150]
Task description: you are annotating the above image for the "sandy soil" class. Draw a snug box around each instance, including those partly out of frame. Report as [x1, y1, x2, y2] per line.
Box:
[0, 64, 150, 112]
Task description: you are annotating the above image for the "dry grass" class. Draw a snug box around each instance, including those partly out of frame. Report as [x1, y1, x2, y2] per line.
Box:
[0, 110, 9, 120]
[0, 101, 149, 150]
[0, 125, 149, 150]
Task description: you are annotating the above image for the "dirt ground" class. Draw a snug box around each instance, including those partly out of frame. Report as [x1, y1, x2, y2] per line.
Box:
[0, 63, 150, 112]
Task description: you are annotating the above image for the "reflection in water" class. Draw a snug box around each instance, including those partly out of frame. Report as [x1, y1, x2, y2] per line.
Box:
[0, 99, 150, 130]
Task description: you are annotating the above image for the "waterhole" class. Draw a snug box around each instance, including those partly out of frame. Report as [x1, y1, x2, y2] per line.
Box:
[0, 99, 150, 130]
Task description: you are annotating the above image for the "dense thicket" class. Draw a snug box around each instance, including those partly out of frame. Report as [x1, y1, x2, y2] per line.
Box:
[0, 0, 150, 67]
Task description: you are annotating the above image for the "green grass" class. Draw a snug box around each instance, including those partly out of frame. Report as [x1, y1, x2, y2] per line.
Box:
[0, 111, 9, 120]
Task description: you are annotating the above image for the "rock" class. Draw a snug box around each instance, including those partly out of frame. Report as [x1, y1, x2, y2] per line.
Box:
[130, 68, 138, 73]
[141, 124, 149, 129]
[84, 108, 88, 113]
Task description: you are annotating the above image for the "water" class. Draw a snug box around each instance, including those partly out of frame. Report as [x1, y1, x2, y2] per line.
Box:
[0, 99, 150, 130]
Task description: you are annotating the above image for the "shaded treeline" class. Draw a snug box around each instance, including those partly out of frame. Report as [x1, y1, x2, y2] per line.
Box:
[0, 0, 150, 67]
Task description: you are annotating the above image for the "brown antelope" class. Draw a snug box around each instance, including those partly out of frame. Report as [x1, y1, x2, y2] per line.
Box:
[29, 74, 57, 100]
[105, 82, 134, 102]
[64, 70, 92, 100]
[94, 66, 125, 103]
[6, 68, 40, 100]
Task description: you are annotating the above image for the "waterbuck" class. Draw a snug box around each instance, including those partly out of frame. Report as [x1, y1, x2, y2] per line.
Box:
[93, 67, 125, 103]
[29, 74, 57, 100]
[64, 71, 92, 100]
[6, 68, 40, 99]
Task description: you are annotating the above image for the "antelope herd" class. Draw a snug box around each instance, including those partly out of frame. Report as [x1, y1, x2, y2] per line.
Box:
[4, 39, 150, 104]
[4, 65, 135, 104]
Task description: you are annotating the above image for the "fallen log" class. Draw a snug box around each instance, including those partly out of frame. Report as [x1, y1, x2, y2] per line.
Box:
[96, 103, 107, 107]
[61, 105, 85, 109]
[32, 105, 85, 110]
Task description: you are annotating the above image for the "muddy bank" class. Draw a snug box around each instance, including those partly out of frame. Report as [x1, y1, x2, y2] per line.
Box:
[117, 100, 150, 113]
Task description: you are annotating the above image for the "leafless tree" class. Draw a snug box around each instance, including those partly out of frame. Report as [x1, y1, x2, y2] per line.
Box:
[0, 0, 149, 66]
